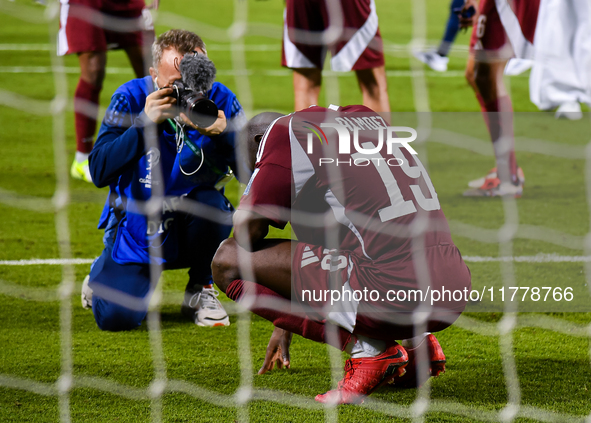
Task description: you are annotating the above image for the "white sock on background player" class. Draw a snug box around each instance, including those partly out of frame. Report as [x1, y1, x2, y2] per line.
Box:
[75, 151, 90, 164]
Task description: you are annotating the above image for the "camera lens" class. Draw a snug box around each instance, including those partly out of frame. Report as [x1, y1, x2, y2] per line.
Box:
[187, 98, 218, 128]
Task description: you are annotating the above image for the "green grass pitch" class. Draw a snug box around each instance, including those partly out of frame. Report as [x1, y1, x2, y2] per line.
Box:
[1, 0, 591, 421]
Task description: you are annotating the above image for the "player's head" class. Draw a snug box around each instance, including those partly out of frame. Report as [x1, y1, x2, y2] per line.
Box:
[150, 29, 207, 89]
[238, 112, 283, 181]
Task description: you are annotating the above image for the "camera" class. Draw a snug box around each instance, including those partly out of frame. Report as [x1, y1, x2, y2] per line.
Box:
[169, 81, 218, 128]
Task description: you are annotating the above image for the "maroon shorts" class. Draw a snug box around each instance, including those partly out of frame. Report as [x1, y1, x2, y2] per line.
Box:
[282, 0, 384, 71]
[292, 243, 472, 340]
[469, 0, 540, 60]
[58, 0, 153, 56]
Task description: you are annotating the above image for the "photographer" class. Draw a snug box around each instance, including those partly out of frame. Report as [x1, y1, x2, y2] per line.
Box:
[83, 29, 246, 331]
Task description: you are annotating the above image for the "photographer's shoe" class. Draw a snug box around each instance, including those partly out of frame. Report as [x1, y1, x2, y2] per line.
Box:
[71, 159, 93, 183]
[181, 285, 230, 327]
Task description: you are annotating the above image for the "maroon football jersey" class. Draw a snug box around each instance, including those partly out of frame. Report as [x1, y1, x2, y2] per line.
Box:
[469, 0, 540, 57]
[66, 0, 145, 12]
[240, 105, 452, 261]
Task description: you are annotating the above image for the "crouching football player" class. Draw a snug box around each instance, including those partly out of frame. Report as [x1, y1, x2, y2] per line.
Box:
[212, 107, 472, 404]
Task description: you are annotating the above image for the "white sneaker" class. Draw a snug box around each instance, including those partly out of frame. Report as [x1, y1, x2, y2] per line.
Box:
[463, 177, 523, 198]
[182, 286, 230, 327]
[504, 59, 533, 76]
[555, 102, 583, 120]
[81, 275, 93, 309]
[413, 51, 449, 72]
[468, 167, 525, 188]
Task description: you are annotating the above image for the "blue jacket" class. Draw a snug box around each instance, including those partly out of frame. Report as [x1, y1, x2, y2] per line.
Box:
[90, 76, 244, 265]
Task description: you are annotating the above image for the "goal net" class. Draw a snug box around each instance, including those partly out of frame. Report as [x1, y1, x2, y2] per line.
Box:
[0, 0, 590, 422]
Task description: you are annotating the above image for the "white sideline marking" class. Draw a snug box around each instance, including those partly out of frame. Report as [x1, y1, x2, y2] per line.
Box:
[0, 254, 588, 266]
[0, 44, 52, 51]
[0, 66, 133, 74]
[464, 254, 591, 263]
[0, 259, 93, 265]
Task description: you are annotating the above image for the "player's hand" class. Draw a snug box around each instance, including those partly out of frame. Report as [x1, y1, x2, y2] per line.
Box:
[144, 88, 177, 124]
[180, 110, 227, 137]
[258, 327, 292, 375]
[459, 0, 478, 29]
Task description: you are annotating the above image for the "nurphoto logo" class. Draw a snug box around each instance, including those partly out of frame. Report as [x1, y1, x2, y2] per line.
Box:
[305, 120, 418, 168]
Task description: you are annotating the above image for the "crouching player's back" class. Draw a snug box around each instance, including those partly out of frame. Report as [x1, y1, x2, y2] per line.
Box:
[213, 106, 471, 404]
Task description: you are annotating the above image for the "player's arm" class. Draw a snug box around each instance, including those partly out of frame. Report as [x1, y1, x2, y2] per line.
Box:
[233, 161, 292, 250]
[89, 88, 175, 187]
[233, 209, 272, 251]
[258, 327, 292, 375]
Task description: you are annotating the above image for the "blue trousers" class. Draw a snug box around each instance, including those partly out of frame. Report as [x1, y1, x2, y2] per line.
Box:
[88, 188, 233, 331]
[437, 0, 466, 56]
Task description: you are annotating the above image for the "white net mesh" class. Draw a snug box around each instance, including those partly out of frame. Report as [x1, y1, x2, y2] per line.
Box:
[1, 0, 590, 422]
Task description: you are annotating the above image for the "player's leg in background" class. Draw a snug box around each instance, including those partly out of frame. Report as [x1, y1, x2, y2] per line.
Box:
[58, 1, 106, 182]
[463, 0, 522, 197]
[283, 0, 328, 110]
[122, 12, 155, 79]
[467, 56, 521, 195]
[465, 54, 477, 92]
[72, 51, 106, 182]
[331, 0, 388, 110]
[293, 68, 323, 111]
[124, 45, 150, 79]
[355, 65, 390, 113]
[437, 0, 465, 57]
[413, 0, 463, 72]
[87, 247, 154, 331]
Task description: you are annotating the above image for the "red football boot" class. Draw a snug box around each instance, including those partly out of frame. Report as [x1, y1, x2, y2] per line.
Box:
[390, 333, 446, 389]
[315, 343, 409, 405]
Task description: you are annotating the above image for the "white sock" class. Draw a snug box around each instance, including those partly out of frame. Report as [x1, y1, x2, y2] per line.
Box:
[401, 332, 431, 349]
[75, 152, 90, 163]
[347, 335, 386, 358]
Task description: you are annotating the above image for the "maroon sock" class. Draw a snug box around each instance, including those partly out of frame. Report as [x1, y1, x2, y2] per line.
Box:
[475, 93, 490, 129]
[478, 94, 518, 184]
[226, 279, 352, 350]
[74, 78, 101, 154]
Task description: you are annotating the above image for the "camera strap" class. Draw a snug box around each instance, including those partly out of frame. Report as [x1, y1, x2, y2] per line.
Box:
[168, 118, 204, 176]
[167, 118, 235, 190]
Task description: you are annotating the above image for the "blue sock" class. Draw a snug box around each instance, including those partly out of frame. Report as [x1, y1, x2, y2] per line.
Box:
[437, 0, 465, 57]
